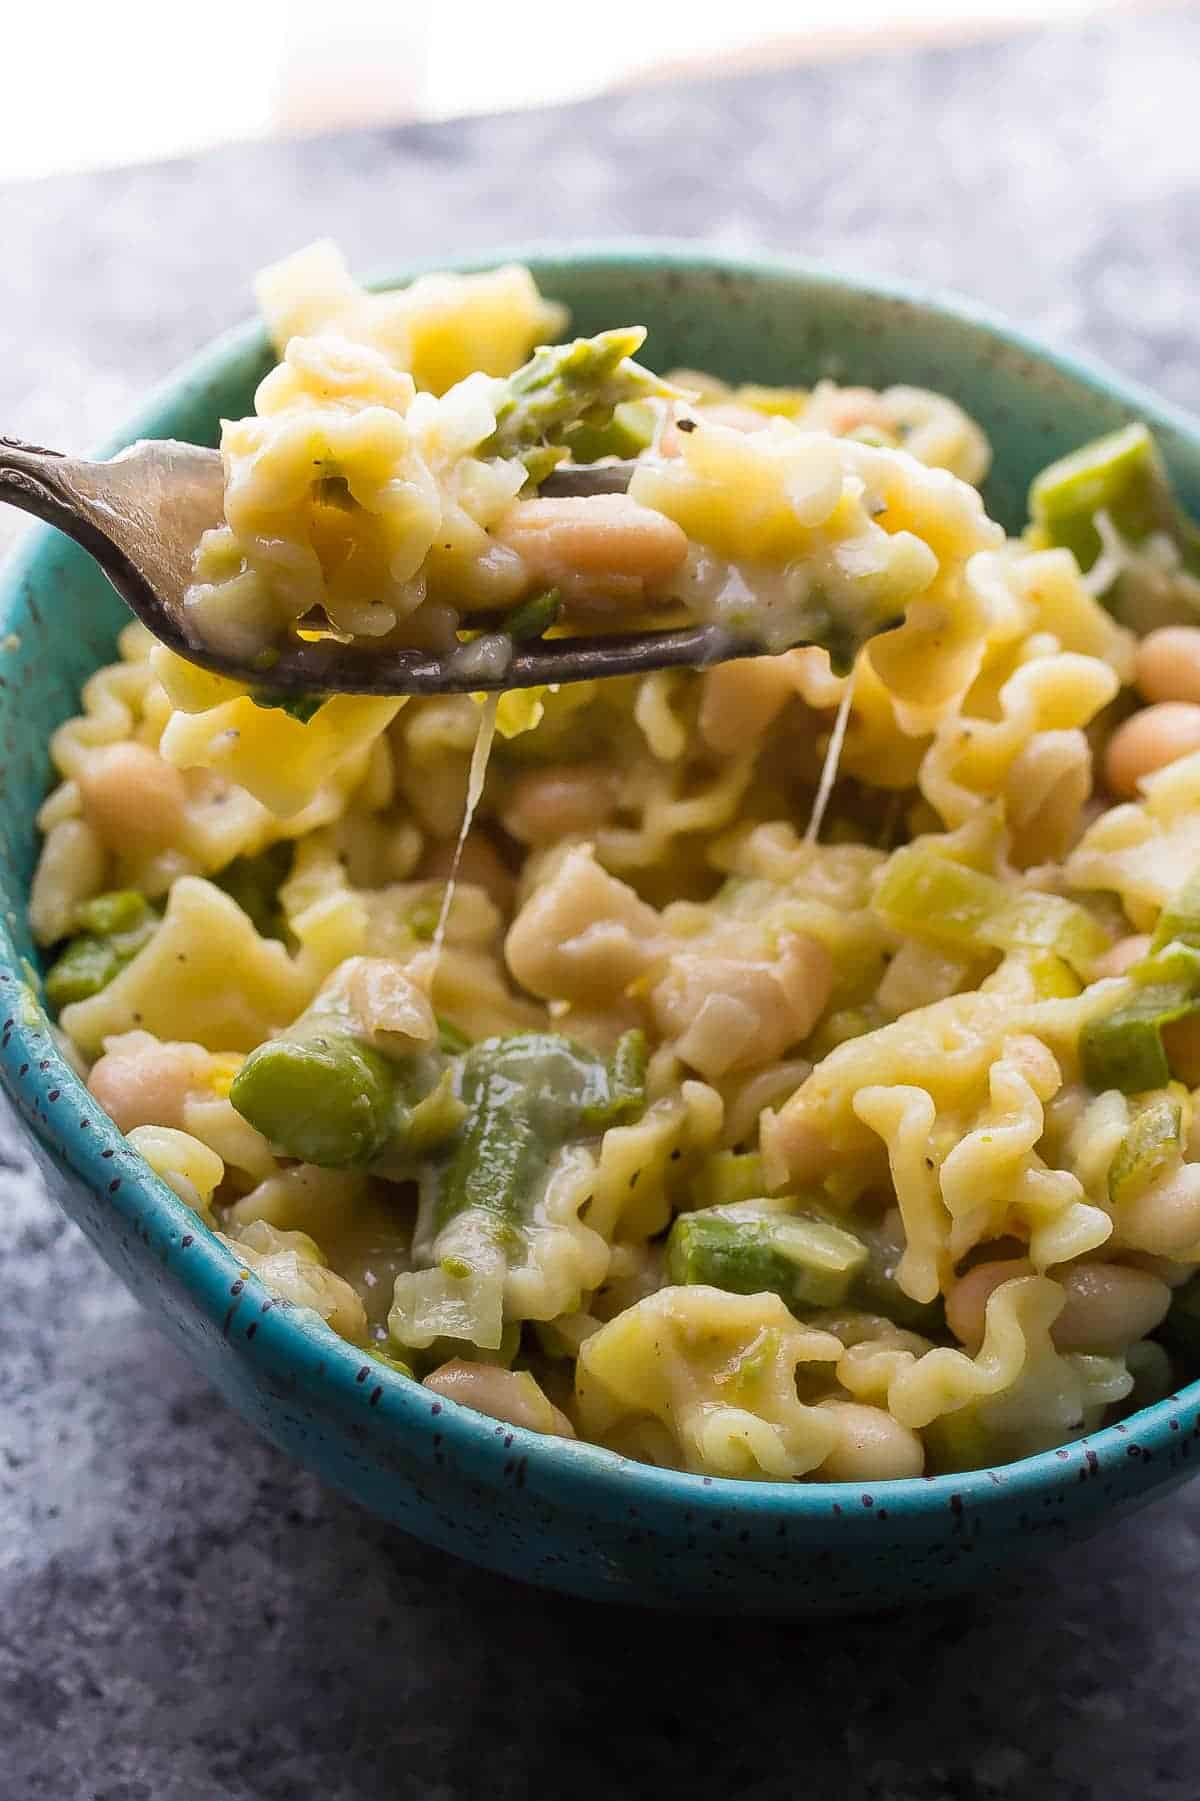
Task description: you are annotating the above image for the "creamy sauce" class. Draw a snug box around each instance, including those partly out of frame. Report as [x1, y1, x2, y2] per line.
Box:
[430, 692, 501, 967]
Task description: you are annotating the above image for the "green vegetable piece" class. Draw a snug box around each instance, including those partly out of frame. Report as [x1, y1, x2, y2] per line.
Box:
[482, 329, 674, 472]
[230, 1030, 398, 1167]
[981, 891, 1110, 977]
[1029, 423, 1200, 630]
[580, 1029, 647, 1129]
[45, 936, 125, 1009]
[74, 890, 150, 936]
[874, 848, 1005, 952]
[1030, 423, 1200, 578]
[1159, 1273, 1200, 1362]
[44, 891, 159, 1010]
[667, 1202, 869, 1312]
[1081, 980, 1200, 1094]
[1013, 951, 1083, 1001]
[562, 398, 658, 464]
[436, 1016, 472, 1055]
[875, 846, 1108, 976]
[216, 843, 292, 941]
[693, 1150, 765, 1209]
[250, 688, 325, 723]
[1108, 1094, 1184, 1208]
[506, 588, 562, 642]
[430, 1031, 648, 1237]
[1150, 863, 1200, 957]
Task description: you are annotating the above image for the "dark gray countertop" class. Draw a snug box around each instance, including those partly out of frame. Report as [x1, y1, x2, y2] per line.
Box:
[4, 12, 1200, 1797]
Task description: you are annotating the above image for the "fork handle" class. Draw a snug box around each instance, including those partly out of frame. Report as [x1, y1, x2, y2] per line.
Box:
[0, 437, 145, 592]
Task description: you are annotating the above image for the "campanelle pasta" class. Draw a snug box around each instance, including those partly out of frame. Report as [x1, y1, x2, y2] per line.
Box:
[30, 246, 1200, 1483]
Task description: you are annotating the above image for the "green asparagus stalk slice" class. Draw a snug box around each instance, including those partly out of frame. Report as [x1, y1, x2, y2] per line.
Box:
[230, 1030, 401, 1168]
[505, 588, 562, 642]
[561, 399, 658, 464]
[430, 1030, 648, 1237]
[666, 1200, 947, 1334]
[44, 891, 160, 1010]
[666, 1202, 869, 1311]
[482, 329, 675, 475]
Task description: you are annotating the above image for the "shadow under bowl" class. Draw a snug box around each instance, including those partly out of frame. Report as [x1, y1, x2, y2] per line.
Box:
[3, 242, 1200, 1614]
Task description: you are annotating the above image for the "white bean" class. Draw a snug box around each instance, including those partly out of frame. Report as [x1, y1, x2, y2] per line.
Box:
[423, 1360, 575, 1438]
[76, 742, 188, 852]
[817, 1400, 925, 1480]
[946, 1258, 1033, 1350]
[88, 1030, 214, 1132]
[1050, 1260, 1171, 1351]
[1104, 703, 1200, 798]
[1116, 1160, 1200, 1258]
[503, 764, 618, 846]
[1135, 626, 1200, 705]
[494, 493, 688, 604]
[420, 832, 514, 912]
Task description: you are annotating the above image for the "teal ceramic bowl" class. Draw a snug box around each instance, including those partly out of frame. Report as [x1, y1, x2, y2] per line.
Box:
[4, 243, 1200, 1616]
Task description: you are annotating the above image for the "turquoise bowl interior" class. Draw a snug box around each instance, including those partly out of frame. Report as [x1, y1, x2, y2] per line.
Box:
[4, 241, 1200, 1615]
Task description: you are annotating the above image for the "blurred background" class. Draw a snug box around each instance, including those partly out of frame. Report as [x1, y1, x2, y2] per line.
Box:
[3, 0, 1180, 182]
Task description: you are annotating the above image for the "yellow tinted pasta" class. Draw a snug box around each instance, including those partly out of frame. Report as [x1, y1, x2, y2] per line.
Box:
[34, 243, 1200, 1484]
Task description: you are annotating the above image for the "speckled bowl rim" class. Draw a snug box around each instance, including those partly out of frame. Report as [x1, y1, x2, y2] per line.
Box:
[3, 237, 1200, 1528]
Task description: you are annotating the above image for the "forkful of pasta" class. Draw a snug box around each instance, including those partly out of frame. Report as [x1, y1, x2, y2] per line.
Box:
[0, 280, 1004, 712]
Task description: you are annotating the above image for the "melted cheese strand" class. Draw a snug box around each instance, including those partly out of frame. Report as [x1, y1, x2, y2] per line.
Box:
[805, 668, 857, 846]
[430, 693, 500, 968]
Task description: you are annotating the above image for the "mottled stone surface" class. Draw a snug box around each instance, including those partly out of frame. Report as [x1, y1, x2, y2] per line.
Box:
[4, 12, 1200, 1797]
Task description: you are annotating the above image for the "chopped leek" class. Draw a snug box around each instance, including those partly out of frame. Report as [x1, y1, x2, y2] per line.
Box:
[1081, 980, 1200, 1095]
[1108, 1094, 1184, 1208]
[1028, 423, 1200, 629]
[873, 846, 1107, 976]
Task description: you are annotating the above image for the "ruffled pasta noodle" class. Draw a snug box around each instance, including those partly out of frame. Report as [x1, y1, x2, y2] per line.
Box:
[34, 240, 1200, 1483]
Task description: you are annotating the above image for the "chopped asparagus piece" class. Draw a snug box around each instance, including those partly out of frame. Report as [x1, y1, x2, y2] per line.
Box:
[482, 329, 673, 473]
[431, 1030, 648, 1236]
[562, 399, 658, 464]
[436, 1016, 472, 1055]
[506, 588, 562, 642]
[666, 1202, 869, 1311]
[230, 1030, 400, 1167]
[44, 891, 160, 1010]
